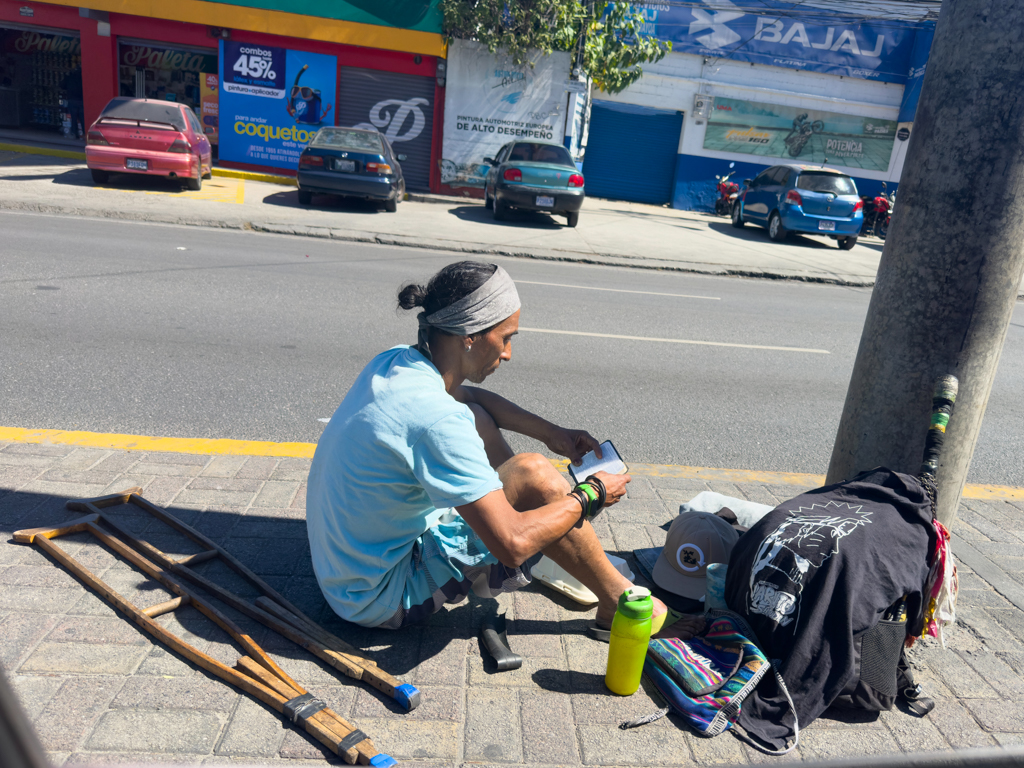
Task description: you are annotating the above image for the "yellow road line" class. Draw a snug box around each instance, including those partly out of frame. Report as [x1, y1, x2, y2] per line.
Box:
[519, 327, 830, 354]
[2, 426, 1020, 501]
[0, 427, 314, 459]
[236, 179, 246, 205]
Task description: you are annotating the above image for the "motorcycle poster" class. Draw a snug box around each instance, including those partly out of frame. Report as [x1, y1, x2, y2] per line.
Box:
[702, 97, 897, 172]
[218, 40, 337, 170]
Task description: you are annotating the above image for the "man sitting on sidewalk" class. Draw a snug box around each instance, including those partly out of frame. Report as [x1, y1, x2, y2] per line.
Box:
[306, 260, 703, 638]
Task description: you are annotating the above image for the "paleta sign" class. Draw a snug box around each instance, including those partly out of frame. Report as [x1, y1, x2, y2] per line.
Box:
[120, 44, 218, 74]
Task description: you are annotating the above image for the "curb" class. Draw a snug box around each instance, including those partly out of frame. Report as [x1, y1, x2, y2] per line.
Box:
[406, 191, 483, 205]
[212, 167, 296, 186]
[0, 141, 85, 161]
[2, 426, 1022, 501]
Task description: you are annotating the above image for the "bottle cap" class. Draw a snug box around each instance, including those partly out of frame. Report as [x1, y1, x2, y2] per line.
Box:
[616, 587, 653, 620]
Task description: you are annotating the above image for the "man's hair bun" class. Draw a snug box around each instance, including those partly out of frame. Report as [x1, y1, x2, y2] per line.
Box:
[397, 283, 429, 310]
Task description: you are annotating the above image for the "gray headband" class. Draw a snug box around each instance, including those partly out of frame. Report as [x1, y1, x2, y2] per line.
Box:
[416, 266, 520, 356]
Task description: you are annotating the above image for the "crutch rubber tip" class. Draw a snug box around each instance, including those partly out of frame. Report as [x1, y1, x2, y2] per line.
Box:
[394, 683, 421, 711]
[370, 753, 397, 767]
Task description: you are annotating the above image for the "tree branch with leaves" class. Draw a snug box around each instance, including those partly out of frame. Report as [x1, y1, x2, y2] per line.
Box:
[441, 0, 671, 94]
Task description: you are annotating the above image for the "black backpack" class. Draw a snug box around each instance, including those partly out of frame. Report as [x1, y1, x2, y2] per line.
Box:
[722, 468, 939, 752]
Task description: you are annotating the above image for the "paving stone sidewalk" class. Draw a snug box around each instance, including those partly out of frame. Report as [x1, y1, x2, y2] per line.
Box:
[3, 441, 1024, 767]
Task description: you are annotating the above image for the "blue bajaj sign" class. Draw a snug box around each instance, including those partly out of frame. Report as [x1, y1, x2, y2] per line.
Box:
[638, 0, 931, 84]
[219, 40, 337, 170]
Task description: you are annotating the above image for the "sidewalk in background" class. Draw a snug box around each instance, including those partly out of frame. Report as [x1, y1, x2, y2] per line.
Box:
[3, 438, 1024, 766]
[0, 146, 886, 287]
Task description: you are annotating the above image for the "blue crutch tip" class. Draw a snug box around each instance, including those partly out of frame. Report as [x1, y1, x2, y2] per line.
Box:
[394, 683, 421, 711]
[370, 753, 397, 768]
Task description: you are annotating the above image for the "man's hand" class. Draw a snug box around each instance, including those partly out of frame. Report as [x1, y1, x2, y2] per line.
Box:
[546, 427, 602, 465]
[591, 470, 630, 506]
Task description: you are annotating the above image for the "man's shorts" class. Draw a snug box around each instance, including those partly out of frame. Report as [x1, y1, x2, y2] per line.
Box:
[377, 510, 543, 629]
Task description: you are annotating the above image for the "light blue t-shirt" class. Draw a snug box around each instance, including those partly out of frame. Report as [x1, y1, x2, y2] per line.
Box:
[306, 345, 502, 627]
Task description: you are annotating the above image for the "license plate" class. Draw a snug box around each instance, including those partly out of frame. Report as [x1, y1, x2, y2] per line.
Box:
[333, 159, 355, 172]
[536, 195, 555, 208]
[818, 220, 836, 231]
[126, 158, 148, 170]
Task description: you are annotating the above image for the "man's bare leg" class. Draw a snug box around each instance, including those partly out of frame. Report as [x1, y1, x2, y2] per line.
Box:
[497, 453, 703, 639]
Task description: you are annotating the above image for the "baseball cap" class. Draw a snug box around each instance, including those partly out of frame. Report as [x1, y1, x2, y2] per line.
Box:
[652, 511, 740, 599]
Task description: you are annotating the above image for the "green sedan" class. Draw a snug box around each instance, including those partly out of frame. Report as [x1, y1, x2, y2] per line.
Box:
[483, 141, 585, 228]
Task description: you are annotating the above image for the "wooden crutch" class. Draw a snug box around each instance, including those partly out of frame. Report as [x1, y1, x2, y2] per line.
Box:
[13, 514, 396, 767]
[65, 489, 421, 711]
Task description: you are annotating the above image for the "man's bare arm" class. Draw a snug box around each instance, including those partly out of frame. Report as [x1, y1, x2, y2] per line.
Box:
[457, 386, 602, 463]
[456, 470, 630, 567]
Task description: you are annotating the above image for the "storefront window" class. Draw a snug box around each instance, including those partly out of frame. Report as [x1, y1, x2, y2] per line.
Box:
[118, 42, 218, 145]
[0, 27, 83, 136]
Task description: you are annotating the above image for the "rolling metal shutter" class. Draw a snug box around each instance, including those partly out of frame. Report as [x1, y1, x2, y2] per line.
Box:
[337, 67, 435, 191]
[582, 101, 683, 205]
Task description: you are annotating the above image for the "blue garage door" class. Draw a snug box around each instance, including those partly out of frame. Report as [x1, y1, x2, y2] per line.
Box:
[582, 101, 683, 205]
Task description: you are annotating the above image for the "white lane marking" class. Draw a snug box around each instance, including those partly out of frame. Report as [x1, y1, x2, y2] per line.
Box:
[318, 418, 331, 423]
[516, 280, 719, 300]
[518, 327, 829, 354]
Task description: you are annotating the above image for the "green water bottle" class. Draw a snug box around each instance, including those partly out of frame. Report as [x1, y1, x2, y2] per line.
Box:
[605, 586, 654, 696]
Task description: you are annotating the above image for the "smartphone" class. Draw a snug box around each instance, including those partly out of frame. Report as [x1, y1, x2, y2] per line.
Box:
[568, 440, 627, 485]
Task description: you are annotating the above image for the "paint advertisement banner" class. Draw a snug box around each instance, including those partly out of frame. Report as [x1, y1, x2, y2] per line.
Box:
[632, 0, 934, 84]
[218, 40, 336, 170]
[703, 97, 897, 171]
[200, 73, 219, 145]
[441, 39, 571, 188]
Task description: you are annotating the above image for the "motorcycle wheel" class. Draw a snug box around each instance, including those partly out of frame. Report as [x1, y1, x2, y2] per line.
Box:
[879, 220, 888, 239]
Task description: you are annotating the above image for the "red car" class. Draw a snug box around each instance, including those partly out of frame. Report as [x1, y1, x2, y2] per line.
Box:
[86, 98, 212, 190]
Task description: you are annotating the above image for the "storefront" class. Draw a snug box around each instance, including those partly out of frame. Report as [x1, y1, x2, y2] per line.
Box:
[580, 1, 937, 210]
[0, 24, 82, 135]
[0, 0, 446, 189]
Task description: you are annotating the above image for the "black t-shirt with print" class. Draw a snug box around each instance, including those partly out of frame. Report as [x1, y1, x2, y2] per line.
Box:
[725, 468, 936, 751]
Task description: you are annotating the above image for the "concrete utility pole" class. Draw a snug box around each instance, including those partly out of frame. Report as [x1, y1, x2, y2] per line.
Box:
[826, 0, 1024, 528]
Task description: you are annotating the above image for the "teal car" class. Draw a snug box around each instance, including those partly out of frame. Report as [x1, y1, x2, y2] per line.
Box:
[483, 141, 585, 228]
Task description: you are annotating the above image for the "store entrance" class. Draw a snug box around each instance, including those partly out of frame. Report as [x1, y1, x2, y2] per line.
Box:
[118, 40, 219, 150]
[0, 26, 84, 141]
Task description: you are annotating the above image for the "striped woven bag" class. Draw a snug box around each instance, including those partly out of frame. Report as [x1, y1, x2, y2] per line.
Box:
[622, 611, 798, 754]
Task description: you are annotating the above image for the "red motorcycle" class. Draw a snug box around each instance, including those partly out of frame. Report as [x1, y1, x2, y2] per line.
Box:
[860, 182, 893, 239]
[714, 170, 740, 216]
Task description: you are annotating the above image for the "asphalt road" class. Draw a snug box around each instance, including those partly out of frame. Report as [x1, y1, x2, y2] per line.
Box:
[2, 210, 1022, 486]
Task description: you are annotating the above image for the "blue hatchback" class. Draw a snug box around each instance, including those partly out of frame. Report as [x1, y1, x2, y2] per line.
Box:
[732, 165, 863, 250]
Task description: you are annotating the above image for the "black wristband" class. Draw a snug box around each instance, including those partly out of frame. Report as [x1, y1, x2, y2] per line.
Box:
[571, 480, 604, 522]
